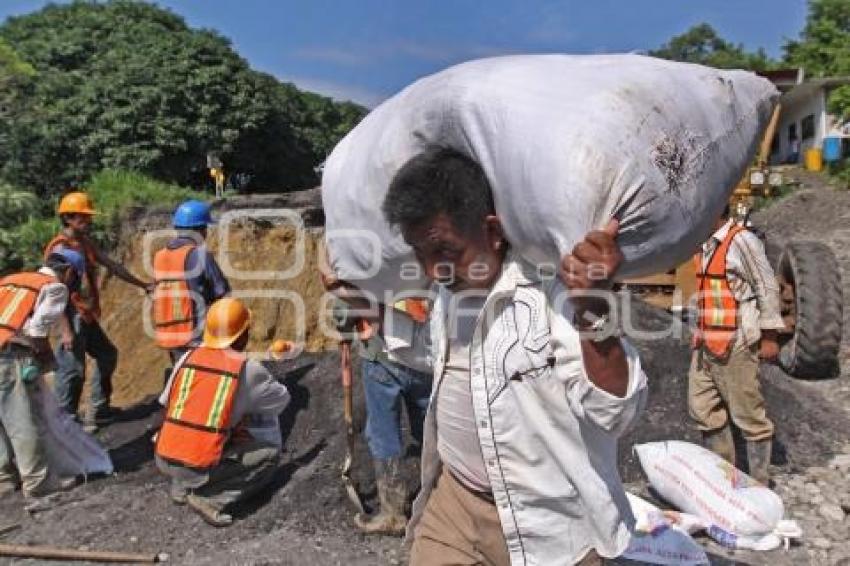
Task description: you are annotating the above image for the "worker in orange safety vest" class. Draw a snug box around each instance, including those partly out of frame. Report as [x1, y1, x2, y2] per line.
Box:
[155, 298, 290, 527]
[152, 200, 230, 364]
[45, 190, 152, 432]
[689, 204, 785, 484]
[0, 249, 86, 511]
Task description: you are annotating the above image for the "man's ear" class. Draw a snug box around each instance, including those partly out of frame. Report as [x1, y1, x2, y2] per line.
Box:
[483, 215, 504, 252]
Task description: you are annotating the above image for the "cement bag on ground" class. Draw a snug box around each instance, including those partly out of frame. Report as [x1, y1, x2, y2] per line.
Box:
[37, 383, 113, 477]
[622, 493, 709, 565]
[322, 54, 778, 296]
[635, 441, 783, 536]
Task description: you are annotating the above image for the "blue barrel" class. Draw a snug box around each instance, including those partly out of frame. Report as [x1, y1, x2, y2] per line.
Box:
[823, 136, 842, 162]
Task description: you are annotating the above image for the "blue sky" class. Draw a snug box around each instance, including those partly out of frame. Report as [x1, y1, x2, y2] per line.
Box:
[1, 1, 808, 107]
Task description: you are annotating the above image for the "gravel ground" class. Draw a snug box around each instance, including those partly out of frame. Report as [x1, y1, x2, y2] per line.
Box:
[0, 171, 847, 565]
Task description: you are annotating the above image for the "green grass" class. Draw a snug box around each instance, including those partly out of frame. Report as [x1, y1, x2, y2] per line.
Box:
[0, 169, 209, 273]
[87, 169, 208, 216]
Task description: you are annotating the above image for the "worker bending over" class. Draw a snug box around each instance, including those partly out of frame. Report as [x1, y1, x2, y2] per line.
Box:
[156, 298, 290, 527]
[382, 148, 647, 565]
[45, 191, 152, 431]
[153, 200, 230, 363]
[0, 249, 86, 510]
[689, 205, 784, 484]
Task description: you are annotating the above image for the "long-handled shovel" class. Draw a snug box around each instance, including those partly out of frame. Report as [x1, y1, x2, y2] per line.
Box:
[340, 339, 366, 514]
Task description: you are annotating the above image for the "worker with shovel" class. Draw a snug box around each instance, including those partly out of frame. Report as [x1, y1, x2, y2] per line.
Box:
[0, 249, 86, 511]
[321, 254, 433, 536]
[155, 298, 290, 527]
[152, 199, 230, 364]
[45, 191, 153, 432]
[689, 205, 785, 484]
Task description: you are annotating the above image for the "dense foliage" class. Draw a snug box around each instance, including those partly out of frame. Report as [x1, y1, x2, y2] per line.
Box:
[649, 23, 775, 71]
[0, 1, 365, 195]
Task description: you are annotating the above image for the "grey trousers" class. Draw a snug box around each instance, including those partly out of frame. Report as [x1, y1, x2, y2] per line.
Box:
[157, 437, 281, 511]
[0, 347, 54, 496]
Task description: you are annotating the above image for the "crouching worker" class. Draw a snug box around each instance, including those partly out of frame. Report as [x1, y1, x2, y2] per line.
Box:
[155, 298, 290, 527]
[0, 249, 86, 510]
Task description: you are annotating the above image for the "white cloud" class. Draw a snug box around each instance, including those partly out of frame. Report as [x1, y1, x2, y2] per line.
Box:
[279, 74, 387, 108]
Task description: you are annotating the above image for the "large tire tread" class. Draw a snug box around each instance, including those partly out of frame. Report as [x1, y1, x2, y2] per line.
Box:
[779, 241, 843, 379]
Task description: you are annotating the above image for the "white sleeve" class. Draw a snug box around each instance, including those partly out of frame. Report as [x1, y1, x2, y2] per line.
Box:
[25, 283, 69, 338]
[546, 281, 648, 437]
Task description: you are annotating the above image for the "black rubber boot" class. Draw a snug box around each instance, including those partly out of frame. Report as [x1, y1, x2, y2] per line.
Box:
[746, 439, 772, 485]
[703, 425, 736, 465]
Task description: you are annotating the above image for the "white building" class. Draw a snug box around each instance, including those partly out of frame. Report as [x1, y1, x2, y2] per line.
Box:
[761, 68, 850, 164]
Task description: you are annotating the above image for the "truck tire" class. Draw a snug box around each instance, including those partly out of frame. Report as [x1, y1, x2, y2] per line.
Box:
[777, 241, 843, 379]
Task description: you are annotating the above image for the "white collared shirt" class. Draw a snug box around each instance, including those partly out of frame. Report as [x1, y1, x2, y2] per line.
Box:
[21, 267, 69, 338]
[408, 252, 648, 565]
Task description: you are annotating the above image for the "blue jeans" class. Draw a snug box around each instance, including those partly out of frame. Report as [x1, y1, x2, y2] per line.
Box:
[362, 358, 432, 460]
[53, 311, 118, 417]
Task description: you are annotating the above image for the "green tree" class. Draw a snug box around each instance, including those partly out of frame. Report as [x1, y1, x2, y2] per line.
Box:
[785, 0, 850, 131]
[0, 1, 365, 194]
[650, 23, 775, 70]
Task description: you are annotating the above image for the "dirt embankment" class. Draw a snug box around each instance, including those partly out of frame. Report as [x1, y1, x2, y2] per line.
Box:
[97, 191, 336, 407]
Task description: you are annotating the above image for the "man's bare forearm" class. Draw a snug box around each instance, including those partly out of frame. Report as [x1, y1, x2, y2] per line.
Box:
[580, 337, 629, 397]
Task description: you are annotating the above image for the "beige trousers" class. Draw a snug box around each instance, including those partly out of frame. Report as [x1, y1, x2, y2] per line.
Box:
[688, 346, 774, 441]
[410, 469, 602, 566]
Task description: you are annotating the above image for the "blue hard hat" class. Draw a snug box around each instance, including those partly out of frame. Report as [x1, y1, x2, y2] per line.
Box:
[173, 200, 214, 229]
[48, 247, 86, 278]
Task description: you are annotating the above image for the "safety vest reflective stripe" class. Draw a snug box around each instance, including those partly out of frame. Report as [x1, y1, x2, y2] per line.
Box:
[170, 367, 195, 421]
[693, 225, 746, 358]
[0, 288, 29, 325]
[206, 374, 235, 429]
[0, 273, 56, 347]
[155, 347, 245, 470]
[153, 245, 197, 349]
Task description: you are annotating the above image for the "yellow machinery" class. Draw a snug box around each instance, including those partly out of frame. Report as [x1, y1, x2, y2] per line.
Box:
[621, 103, 844, 381]
[622, 105, 783, 311]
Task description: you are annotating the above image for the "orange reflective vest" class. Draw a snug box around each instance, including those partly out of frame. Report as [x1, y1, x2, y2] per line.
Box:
[394, 298, 430, 323]
[693, 225, 746, 359]
[155, 347, 245, 470]
[44, 234, 100, 322]
[0, 272, 56, 348]
[153, 245, 197, 349]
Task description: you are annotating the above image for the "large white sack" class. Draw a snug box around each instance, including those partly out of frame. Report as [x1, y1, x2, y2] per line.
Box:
[635, 441, 783, 537]
[37, 384, 113, 477]
[322, 54, 778, 297]
[623, 492, 709, 565]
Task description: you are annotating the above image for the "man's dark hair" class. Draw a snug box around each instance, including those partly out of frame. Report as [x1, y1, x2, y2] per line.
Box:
[382, 147, 495, 234]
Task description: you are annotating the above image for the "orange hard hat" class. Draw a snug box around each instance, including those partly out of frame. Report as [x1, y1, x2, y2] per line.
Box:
[203, 298, 251, 349]
[58, 191, 97, 215]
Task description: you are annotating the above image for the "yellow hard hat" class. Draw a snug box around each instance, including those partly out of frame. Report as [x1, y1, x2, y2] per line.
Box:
[58, 191, 97, 215]
[203, 298, 251, 349]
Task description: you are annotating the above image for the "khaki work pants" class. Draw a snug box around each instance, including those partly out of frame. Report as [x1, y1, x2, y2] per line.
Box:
[688, 346, 774, 441]
[409, 469, 605, 566]
[0, 347, 54, 496]
[410, 469, 510, 566]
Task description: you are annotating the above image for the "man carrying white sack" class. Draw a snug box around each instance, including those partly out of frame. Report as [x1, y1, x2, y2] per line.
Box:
[689, 204, 784, 485]
[379, 147, 648, 566]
